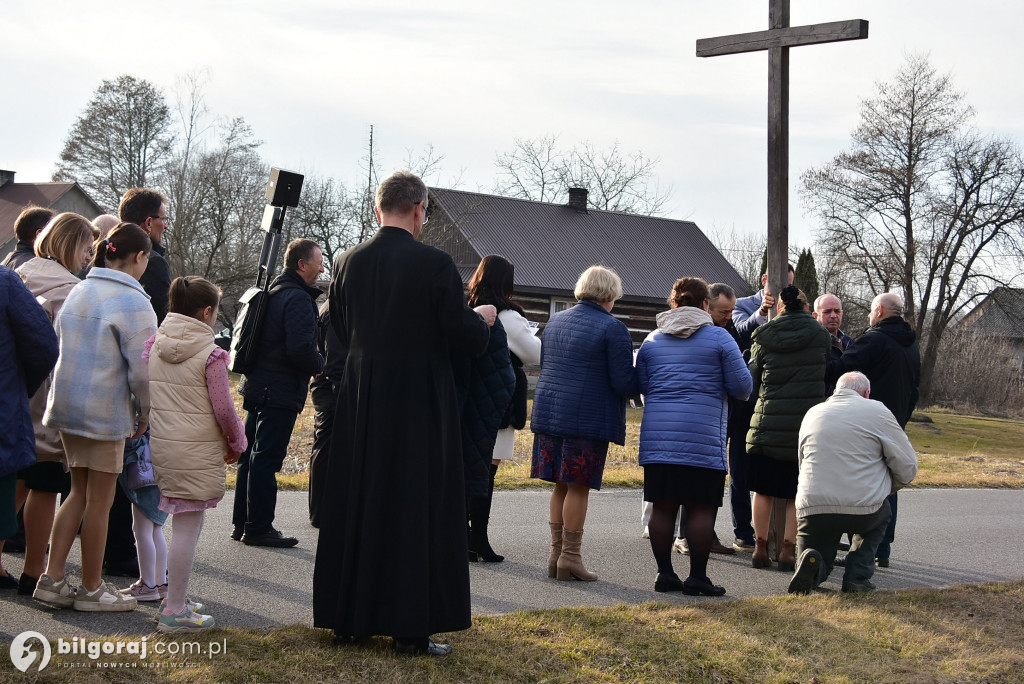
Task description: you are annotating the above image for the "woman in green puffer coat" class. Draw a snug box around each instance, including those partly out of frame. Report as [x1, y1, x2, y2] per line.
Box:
[745, 286, 830, 571]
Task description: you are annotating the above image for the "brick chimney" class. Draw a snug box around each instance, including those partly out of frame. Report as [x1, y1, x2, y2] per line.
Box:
[567, 187, 588, 213]
[0, 170, 14, 187]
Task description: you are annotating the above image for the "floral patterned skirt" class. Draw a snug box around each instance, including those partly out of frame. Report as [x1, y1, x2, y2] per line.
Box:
[531, 433, 609, 491]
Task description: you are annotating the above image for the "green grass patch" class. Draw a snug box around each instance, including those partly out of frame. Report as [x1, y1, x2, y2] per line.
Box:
[6, 581, 1023, 682]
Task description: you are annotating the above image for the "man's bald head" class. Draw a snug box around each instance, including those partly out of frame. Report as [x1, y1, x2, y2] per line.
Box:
[870, 293, 904, 326]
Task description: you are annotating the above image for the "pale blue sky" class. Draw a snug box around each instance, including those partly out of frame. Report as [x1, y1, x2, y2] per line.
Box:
[3, 1, 1023, 248]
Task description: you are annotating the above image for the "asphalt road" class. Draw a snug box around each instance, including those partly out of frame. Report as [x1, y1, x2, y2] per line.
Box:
[1, 488, 1022, 643]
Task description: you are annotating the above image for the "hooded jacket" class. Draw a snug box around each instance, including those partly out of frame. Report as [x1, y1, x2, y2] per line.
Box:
[637, 307, 752, 470]
[44, 268, 157, 440]
[17, 257, 80, 465]
[838, 316, 920, 428]
[746, 311, 830, 461]
[148, 313, 229, 501]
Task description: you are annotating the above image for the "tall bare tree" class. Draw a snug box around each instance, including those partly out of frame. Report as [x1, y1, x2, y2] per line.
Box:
[802, 54, 1024, 398]
[493, 136, 671, 215]
[53, 75, 175, 210]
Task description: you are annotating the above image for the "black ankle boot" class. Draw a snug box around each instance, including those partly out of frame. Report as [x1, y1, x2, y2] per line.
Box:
[467, 495, 504, 562]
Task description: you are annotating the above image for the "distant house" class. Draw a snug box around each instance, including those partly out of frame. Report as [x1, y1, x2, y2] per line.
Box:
[0, 170, 104, 259]
[421, 187, 752, 346]
[958, 287, 1024, 358]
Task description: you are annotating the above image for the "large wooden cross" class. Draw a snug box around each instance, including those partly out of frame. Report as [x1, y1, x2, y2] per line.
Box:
[697, 0, 868, 300]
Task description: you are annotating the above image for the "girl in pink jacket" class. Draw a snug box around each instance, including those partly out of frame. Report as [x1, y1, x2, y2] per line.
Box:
[146, 276, 247, 633]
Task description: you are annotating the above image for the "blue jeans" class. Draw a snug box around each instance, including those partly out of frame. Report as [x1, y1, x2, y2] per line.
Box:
[232, 401, 298, 536]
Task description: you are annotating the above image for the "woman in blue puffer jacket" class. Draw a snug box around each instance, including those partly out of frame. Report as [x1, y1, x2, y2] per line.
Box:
[637, 277, 752, 596]
[531, 266, 638, 583]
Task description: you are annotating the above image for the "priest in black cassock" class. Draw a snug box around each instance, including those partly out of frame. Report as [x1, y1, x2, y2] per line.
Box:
[313, 170, 494, 656]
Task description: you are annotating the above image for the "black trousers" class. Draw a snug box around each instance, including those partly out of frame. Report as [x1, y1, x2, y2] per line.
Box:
[796, 500, 891, 589]
[232, 402, 299, 535]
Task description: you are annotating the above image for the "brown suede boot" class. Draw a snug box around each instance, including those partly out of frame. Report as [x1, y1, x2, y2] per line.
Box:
[778, 540, 796, 572]
[556, 529, 598, 581]
[548, 522, 563, 578]
[752, 537, 772, 569]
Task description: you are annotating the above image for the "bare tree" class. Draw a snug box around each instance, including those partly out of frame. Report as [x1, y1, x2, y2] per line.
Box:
[802, 54, 1024, 398]
[53, 75, 175, 210]
[493, 136, 671, 215]
[705, 224, 767, 291]
[290, 175, 363, 268]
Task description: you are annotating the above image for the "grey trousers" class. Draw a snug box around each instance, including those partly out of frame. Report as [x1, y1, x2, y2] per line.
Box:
[796, 500, 891, 589]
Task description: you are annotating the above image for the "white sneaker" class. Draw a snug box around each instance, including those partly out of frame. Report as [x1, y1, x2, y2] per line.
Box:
[33, 574, 76, 608]
[121, 579, 162, 602]
[672, 537, 690, 555]
[73, 582, 138, 612]
[157, 607, 216, 633]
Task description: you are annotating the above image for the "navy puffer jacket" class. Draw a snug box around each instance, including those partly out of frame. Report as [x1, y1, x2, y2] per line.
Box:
[0, 267, 59, 477]
[530, 300, 638, 445]
[238, 269, 325, 412]
[637, 307, 752, 470]
[459, 319, 515, 497]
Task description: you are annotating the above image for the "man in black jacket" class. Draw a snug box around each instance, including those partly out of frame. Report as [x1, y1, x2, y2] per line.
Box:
[120, 188, 172, 324]
[836, 293, 920, 566]
[233, 239, 325, 547]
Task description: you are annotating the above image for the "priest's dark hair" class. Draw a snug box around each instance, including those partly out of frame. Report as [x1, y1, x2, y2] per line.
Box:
[375, 170, 427, 215]
[467, 254, 523, 314]
[91, 222, 151, 269]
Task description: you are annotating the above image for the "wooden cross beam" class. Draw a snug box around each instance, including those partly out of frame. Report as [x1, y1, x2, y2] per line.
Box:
[696, 0, 868, 303]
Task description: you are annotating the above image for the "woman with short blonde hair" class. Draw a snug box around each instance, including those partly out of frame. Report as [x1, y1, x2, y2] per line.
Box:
[573, 265, 623, 304]
[531, 265, 637, 582]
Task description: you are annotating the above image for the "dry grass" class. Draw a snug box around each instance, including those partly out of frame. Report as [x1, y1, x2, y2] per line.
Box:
[6, 581, 1023, 683]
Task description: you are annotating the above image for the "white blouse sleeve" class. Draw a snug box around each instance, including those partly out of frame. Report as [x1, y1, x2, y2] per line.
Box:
[499, 308, 542, 365]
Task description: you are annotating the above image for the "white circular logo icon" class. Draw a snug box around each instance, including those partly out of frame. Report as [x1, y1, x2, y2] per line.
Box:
[9, 631, 51, 672]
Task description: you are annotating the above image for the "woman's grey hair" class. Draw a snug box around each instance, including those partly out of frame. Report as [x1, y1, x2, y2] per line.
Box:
[835, 371, 870, 396]
[574, 265, 623, 303]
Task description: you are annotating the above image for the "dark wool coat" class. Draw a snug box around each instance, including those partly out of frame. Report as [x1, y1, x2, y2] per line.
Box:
[139, 241, 172, 325]
[457, 318, 515, 498]
[0, 266, 59, 478]
[746, 311, 830, 462]
[237, 269, 325, 413]
[837, 317, 920, 428]
[313, 226, 489, 639]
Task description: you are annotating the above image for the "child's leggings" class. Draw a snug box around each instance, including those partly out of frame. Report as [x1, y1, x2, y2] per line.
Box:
[131, 503, 167, 588]
[165, 510, 205, 615]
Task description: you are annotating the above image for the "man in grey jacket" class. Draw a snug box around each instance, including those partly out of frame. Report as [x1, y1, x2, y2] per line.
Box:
[788, 371, 918, 594]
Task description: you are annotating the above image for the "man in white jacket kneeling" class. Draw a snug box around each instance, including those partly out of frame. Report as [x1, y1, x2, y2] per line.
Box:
[788, 371, 918, 593]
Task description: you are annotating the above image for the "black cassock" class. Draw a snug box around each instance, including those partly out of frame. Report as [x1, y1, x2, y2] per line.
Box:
[313, 226, 489, 638]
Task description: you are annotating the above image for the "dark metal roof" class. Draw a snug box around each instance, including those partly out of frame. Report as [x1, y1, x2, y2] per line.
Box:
[0, 182, 94, 247]
[425, 187, 753, 303]
[959, 287, 1024, 339]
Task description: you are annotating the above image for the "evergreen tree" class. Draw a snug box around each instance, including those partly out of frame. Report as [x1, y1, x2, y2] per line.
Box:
[794, 249, 820, 304]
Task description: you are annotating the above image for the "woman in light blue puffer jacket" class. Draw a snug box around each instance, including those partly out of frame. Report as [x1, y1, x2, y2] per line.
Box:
[636, 277, 752, 597]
